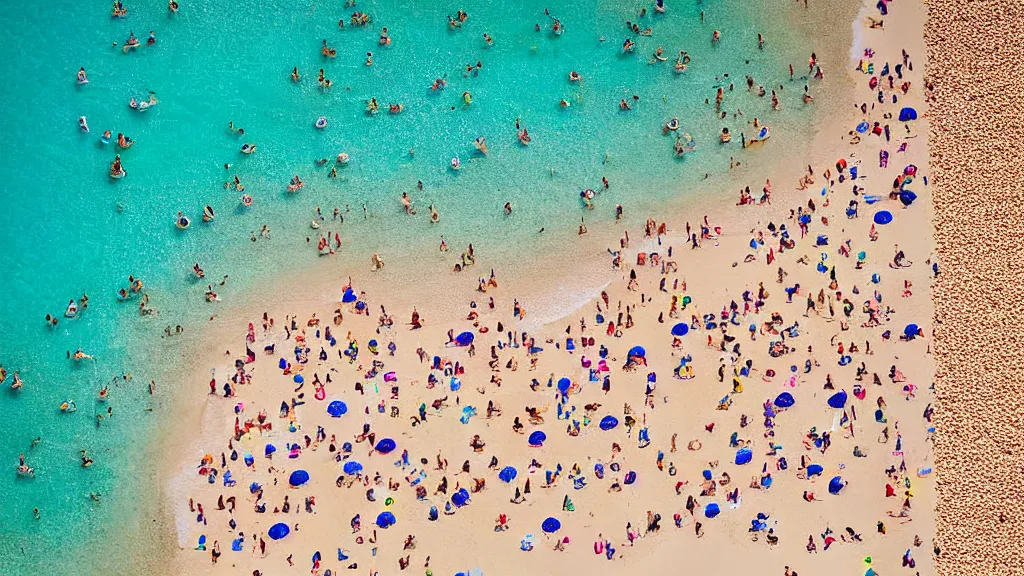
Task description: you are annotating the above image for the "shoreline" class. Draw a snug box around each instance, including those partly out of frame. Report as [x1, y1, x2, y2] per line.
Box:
[152, 1, 943, 575]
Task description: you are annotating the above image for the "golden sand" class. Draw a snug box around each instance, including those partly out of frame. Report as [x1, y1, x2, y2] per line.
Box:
[927, 0, 1024, 573]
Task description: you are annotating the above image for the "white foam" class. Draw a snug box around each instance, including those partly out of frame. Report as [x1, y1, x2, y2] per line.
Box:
[850, 0, 873, 65]
[518, 275, 612, 333]
[166, 394, 236, 549]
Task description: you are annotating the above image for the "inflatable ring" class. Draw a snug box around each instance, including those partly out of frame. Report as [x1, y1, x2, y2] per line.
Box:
[687, 440, 702, 451]
[478, 326, 489, 333]
[315, 116, 328, 129]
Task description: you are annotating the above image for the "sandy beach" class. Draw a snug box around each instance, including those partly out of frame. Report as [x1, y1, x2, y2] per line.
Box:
[159, 2, 942, 576]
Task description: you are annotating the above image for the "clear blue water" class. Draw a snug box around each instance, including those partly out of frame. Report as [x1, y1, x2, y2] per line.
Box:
[0, 0, 826, 572]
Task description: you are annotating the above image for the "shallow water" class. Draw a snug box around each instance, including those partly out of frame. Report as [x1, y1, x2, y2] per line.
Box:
[0, 0, 826, 572]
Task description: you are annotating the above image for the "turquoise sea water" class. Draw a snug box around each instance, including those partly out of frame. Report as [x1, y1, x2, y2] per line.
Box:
[0, 0, 828, 572]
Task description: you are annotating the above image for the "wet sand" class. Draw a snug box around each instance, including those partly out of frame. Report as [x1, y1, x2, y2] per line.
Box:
[926, 0, 1024, 574]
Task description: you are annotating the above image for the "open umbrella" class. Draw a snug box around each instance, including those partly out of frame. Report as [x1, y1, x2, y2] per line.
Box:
[528, 431, 547, 447]
[827, 391, 848, 409]
[671, 323, 689, 336]
[873, 210, 893, 225]
[342, 288, 357, 303]
[541, 517, 561, 533]
[293, 374, 304, 384]
[342, 461, 363, 475]
[807, 464, 824, 477]
[376, 511, 396, 528]
[904, 324, 920, 339]
[455, 331, 474, 346]
[289, 470, 310, 486]
[704, 503, 721, 518]
[773, 392, 795, 408]
[828, 476, 846, 494]
[735, 447, 753, 465]
[327, 400, 348, 417]
[557, 378, 571, 393]
[498, 466, 518, 483]
[264, 444, 277, 457]
[375, 438, 397, 454]
[628, 346, 646, 358]
[268, 522, 290, 540]
[452, 488, 470, 507]
[898, 107, 917, 121]
[599, 415, 619, 430]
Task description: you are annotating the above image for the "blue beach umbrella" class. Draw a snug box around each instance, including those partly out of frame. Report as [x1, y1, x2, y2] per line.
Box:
[703, 469, 713, 481]
[264, 444, 277, 457]
[342, 288, 357, 303]
[375, 438, 397, 454]
[455, 331, 474, 346]
[735, 447, 753, 465]
[773, 392, 795, 408]
[827, 391, 848, 409]
[807, 464, 824, 477]
[452, 488, 470, 507]
[898, 107, 917, 121]
[268, 522, 290, 540]
[289, 470, 310, 486]
[528, 431, 547, 447]
[327, 400, 348, 417]
[498, 466, 518, 483]
[671, 323, 689, 336]
[557, 378, 571, 393]
[343, 461, 363, 475]
[873, 210, 893, 225]
[628, 346, 646, 358]
[904, 324, 920, 339]
[599, 415, 619, 430]
[899, 190, 917, 206]
[541, 517, 561, 533]
[376, 511, 397, 528]
[704, 503, 721, 518]
[828, 476, 846, 494]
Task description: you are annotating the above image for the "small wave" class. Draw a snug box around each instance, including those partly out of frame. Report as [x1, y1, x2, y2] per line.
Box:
[518, 276, 612, 333]
[850, 0, 873, 64]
